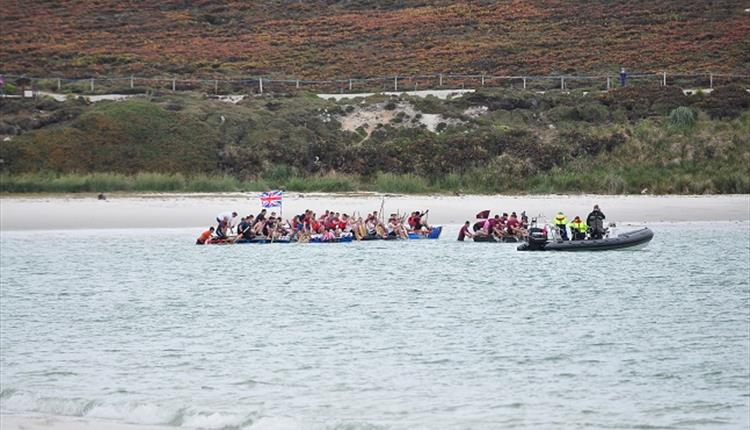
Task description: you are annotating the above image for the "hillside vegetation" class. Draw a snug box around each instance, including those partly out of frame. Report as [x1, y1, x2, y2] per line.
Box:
[1, 85, 748, 194]
[1, 1, 748, 79]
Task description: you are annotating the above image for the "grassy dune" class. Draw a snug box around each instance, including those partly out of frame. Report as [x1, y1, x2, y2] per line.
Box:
[1, 85, 748, 195]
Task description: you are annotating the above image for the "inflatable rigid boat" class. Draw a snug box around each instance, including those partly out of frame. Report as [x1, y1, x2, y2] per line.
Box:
[517, 227, 654, 251]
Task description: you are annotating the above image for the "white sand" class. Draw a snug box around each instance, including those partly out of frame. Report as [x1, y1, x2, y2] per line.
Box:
[0, 415, 174, 430]
[0, 193, 748, 231]
[317, 89, 475, 101]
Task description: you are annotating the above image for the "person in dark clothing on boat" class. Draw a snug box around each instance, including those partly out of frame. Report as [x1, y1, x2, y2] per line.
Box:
[256, 209, 267, 223]
[587, 205, 606, 239]
[237, 215, 255, 240]
[458, 221, 474, 241]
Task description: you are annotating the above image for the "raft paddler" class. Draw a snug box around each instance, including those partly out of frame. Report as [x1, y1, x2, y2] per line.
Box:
[387, 213, 408, 239]
[409, 210, 430, 232]
[237, 215, 255, 240]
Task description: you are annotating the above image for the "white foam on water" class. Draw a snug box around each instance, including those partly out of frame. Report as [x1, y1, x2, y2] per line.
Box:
[0, 390, 94, 417]
[86, 401, 179, 425]
[181, 411, 250, 429]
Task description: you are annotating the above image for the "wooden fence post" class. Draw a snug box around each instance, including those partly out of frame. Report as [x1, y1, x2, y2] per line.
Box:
[295, 79, 300, 89]
[259, 78, 263, 94]
[130, 76, 134, 89]
[214, 80, 218, 94]
[560, 76, 565, 90]
[57, 78, 61, 91]
[709, 73, 713, 89]
[394, 76, 398, 91]
[522, 77, 527, 89]
[481, 74, 485, 86]
[662, 72, 667, 86]
[349, 79, 352, 91]
[606, 76, 611, 90]
[172, 79, 176, 92]
[439, 74, 443, 87]
[90, 78, 94, 92]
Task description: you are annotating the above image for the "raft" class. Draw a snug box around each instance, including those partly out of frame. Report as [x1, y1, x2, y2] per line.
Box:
[407, 226, 442, 240]
[362, 226, 443, 240]
[517, 227, 654, 251]
[204, 236, 293, 245]
[309, 235, 354, 243]
[473, 235, 521, 243]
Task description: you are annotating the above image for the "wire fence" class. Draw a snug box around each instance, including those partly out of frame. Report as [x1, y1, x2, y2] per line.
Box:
[1, 71, 749, 97]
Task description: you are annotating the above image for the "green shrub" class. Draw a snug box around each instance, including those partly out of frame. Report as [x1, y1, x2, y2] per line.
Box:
[668, 106, 698, 133]
[185, 174, 241, 192]
[133, 172, 185, 191]
[375, 172, 428, 193]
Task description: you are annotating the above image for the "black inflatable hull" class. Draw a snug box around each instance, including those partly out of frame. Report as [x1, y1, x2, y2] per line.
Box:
[517, 228, 653, 251]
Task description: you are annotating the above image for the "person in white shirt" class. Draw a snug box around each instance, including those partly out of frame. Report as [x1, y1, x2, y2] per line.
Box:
[215, 211, 238, 238]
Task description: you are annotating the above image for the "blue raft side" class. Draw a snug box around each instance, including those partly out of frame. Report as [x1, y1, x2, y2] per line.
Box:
[407, 226, 442, 240]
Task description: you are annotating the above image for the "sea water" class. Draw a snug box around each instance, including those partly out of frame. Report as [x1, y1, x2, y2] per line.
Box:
[1, 223, 748, 429]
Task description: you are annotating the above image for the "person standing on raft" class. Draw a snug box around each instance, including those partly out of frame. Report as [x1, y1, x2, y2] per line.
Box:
[216, 211, 238, 238]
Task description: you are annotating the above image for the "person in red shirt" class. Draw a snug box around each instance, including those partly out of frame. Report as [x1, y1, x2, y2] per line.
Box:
[196, 227, 215, 244]
[457, 221, 474, 241]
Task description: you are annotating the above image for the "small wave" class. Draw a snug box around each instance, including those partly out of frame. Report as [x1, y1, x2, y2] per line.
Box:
[0, 389, 96, 417]
[0, 389, 255, 429]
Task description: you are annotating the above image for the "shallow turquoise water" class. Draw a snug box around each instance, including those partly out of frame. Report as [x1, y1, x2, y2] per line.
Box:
[1, 223, 749, 429]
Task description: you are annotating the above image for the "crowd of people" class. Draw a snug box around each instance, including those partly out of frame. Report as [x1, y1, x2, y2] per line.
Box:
[197, 204, 608, 244]
[197, 209, 433, 244]
[457, 211, 529, 241]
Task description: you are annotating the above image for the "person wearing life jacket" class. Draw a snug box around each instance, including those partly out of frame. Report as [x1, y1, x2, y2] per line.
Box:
[554, 211, 569, 240]
[196, 227, 215, 244]
[569, 216, 588, 241]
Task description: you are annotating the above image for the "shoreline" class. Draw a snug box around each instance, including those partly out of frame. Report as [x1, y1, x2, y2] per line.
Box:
[1, 193, 748, 231]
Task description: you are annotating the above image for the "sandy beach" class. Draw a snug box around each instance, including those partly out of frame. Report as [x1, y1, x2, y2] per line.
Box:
[1, 193, 748, 231]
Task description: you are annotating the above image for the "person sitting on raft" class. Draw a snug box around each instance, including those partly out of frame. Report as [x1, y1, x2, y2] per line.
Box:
[216, 211, 238, 238]
[505, 212, 526, 238]
[569, 216, 588, 241]
[408, 211, 430, 232]
[387, 213, 408, 239]
[457, 221, 474, 241]
[196, 226, 215, 244]
[237, 215, 256, 240]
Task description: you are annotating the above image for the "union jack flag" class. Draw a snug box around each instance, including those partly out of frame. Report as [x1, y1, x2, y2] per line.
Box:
[260, 190, 283, 208]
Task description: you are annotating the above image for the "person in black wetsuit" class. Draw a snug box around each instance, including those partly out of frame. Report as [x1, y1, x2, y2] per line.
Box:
[586, 204, 606, 239]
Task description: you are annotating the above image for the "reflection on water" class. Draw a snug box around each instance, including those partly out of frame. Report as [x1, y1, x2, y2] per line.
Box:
[1, 223, 749, 429]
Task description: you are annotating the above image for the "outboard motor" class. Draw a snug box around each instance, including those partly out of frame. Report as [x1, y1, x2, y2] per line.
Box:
[526, 227, 549, 250]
